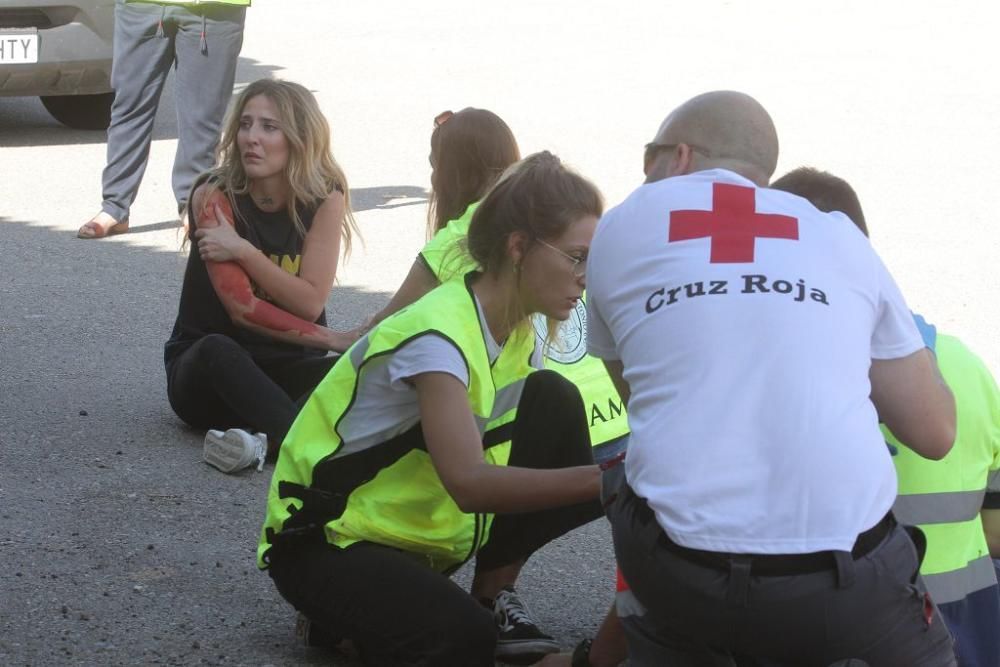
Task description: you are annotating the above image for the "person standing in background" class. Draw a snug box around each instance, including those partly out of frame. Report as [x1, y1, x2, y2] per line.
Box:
[78, 0, 248, 239]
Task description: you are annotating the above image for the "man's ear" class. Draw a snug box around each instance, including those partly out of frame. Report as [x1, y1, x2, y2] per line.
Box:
[672, 144, 695, 176]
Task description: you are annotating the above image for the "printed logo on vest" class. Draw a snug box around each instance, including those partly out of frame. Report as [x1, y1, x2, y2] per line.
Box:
[532, 300, 588, 364]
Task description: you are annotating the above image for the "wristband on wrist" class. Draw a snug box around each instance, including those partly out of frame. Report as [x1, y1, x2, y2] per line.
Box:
[598, 451, 626, 471]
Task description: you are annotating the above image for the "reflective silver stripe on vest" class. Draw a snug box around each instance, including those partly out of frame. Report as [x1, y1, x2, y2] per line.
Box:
[330, 336, 395, 458]
[349, 336, 371, 369]
[491, 379, 526, 421]
[474, 414, 491, 434]
[892, 488, 986, 526]
[474, 378, 527, 436]
[340, 337, 526, 448]
[921, 555, 999, 605]
[615, 588, 646, 618]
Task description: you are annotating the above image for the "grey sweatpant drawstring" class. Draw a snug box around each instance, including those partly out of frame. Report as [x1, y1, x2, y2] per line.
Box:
[154, 6, 206, 54]
[155, 4, 166, 38]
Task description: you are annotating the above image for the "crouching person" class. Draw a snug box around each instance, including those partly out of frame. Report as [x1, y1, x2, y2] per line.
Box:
[257, 152, 606, 666]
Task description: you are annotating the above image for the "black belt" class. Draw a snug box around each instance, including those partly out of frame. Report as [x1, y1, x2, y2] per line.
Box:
[629, 486, 895, 576]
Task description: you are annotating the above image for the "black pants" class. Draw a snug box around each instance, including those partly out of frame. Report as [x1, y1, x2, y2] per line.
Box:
[267, 370, 603, 667]
[607, 480, 956, 667]
[166, 334, 337, 444]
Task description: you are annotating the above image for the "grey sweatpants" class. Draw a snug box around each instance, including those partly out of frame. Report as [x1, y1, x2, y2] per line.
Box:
[101, 0, 246, 222]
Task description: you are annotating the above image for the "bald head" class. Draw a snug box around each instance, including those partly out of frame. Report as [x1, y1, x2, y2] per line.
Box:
[648, 91, 779, 186]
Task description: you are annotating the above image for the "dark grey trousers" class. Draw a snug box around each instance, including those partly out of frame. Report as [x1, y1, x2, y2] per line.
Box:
[101, 0, 246, 222]
[606, 477, 957, 667]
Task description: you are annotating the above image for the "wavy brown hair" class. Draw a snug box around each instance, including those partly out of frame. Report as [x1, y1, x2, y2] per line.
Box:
[428, 107, 520, 239]
[205, 79, 360, 256]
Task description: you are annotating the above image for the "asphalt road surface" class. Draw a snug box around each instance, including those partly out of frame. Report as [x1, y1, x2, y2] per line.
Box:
[1, 2, 997, 665]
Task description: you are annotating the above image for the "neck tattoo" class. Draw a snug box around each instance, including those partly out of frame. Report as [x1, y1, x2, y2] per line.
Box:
[256, 195, 274, 207]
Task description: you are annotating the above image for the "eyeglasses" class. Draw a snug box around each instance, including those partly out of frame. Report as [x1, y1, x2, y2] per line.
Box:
[537, 239, 587, 278]
[642, 141, 714, 170]
[434, 110, 454, 128]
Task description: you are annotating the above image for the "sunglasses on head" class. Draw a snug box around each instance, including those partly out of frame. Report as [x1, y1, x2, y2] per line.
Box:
[434, 110, 454, 128]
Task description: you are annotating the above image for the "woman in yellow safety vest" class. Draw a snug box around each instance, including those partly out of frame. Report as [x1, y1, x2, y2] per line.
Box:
[364, 107, 630, 466]
[365, 107, 521, 326]
[259, 152, 605, 666]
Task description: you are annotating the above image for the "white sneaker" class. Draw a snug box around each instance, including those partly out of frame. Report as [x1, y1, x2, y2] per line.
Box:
[203, 428, 267, 473]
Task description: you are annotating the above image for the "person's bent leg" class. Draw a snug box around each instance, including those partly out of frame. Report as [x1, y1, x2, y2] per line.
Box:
[166, 334, 300, 441]
[471, 370, 603, 662]
[603, 470, 734, 666]
[608, 479, 956, 666]
[475, 370, 603, 577]
[268, 539, 496, 667]
[813, 523, 956, 667]
[100, 1, 175, 223]
[171, 3, 245, 212]
[260, 354, 339, 406]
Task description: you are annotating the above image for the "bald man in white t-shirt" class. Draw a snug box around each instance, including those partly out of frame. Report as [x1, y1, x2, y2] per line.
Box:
[587, 91, 958, 666]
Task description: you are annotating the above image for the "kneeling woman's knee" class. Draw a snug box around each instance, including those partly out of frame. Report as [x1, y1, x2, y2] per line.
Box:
[522, 369, 585, 417]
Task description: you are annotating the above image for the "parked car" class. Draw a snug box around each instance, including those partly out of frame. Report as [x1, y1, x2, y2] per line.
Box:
[0, 0, 114, 129]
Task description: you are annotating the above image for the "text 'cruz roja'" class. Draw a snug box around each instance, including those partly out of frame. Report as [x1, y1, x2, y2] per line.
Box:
[645, 274, 830, 314]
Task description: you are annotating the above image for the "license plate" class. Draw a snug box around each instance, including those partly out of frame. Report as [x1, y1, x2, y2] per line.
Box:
[0, 31, 39, 65]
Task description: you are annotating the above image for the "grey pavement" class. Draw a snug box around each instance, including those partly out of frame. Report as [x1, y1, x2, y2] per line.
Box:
[1, 1, 997, 665]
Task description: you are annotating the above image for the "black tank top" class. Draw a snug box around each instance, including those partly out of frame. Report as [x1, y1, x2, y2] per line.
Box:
[164, 186, 334, 368]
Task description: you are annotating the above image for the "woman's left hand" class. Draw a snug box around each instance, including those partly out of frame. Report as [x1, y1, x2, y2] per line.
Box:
[196, 204, 252, 263]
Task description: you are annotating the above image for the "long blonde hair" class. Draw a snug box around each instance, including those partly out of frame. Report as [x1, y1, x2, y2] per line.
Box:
[209, 79, 360, 256]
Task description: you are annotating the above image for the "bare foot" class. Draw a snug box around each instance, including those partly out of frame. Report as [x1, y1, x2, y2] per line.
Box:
[78, 212, 128, 239]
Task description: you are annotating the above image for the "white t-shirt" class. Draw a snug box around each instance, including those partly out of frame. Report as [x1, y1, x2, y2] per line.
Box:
[587, 169, 924, 554]
[339, 294, 540, 449]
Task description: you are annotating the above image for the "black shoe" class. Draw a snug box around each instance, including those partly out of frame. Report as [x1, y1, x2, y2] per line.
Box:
[490, 586, 560, 664]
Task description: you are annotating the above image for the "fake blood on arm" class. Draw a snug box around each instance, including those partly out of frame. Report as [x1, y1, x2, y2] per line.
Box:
[200, 190, 323, 337]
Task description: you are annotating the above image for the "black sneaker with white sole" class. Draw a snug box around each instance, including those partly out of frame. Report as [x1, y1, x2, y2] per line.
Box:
[489, 586, 560, 664]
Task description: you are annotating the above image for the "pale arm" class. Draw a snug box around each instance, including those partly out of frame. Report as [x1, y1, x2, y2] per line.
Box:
[602, 359, 631, 407]
[413, 372, 601, 514]
[196, 189, 346, 321]
[869, 348, 956, 460]
[193, 187, 355, 352]
[982, 509, 1000, 558]
[365, 258, 439, 331]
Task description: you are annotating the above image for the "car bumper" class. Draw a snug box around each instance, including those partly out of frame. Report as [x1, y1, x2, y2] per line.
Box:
[0, 0, 114, 97]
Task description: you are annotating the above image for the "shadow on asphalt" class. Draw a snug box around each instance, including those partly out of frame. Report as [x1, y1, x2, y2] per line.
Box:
[350, 185, 428, 213]
[128, 219, 186, 235]
[0, 215, 388, 666]
[0, 55, 284, 148]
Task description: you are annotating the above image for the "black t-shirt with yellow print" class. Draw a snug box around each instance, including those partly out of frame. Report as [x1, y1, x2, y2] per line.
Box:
[164, 186, 333, 369]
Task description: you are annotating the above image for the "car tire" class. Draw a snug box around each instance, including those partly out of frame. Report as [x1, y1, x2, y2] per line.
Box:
[40, 92, 115, 130]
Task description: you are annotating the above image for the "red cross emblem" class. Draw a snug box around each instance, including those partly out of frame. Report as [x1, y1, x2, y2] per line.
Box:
[669, 183, 799, 263]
